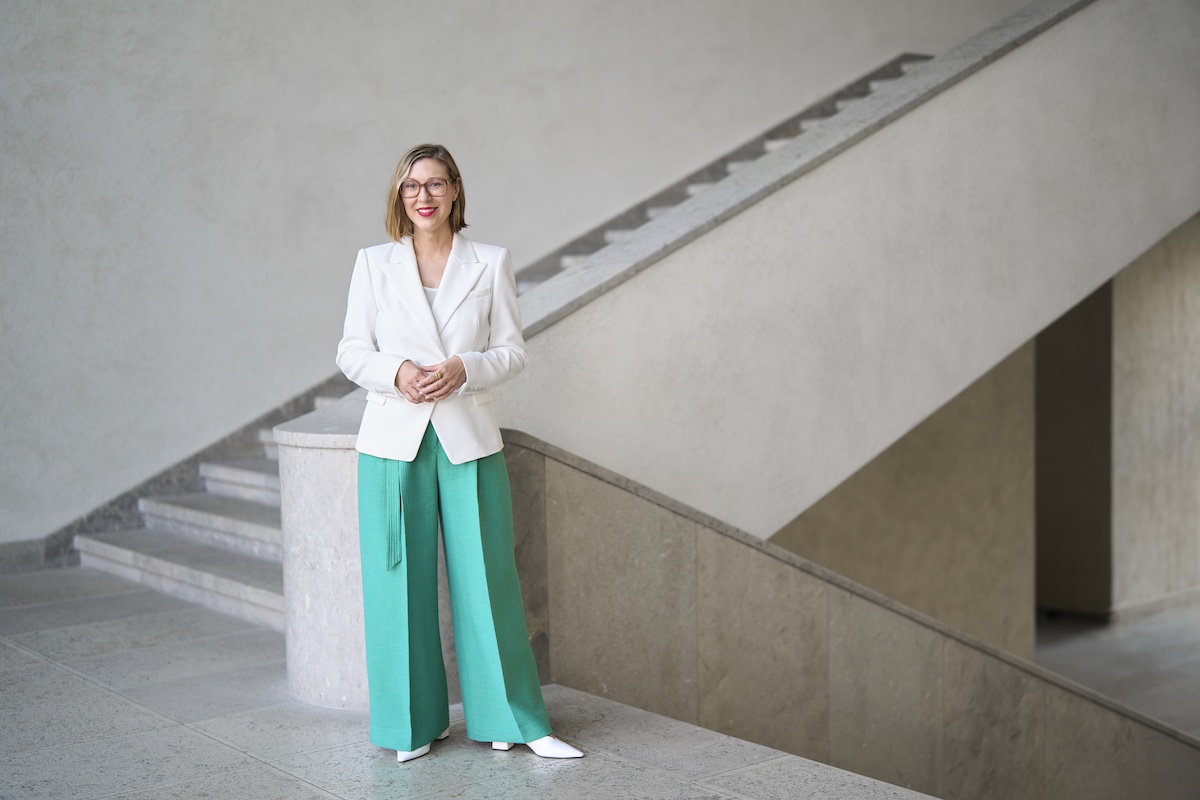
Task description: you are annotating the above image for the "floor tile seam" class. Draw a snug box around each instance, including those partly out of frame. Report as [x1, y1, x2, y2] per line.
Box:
[87, 761, 345, 800]
[185, 714, 374, 762]
[0, 706, 186, 760]
[53, 654, 284, 698]
[5, 607, 262, 655]
[0, 586, 149, 613]
[568, 745, 744, 786]
[589, 743, 789, 784]
[695, 753, 794, 782]
[0, 635, 50, 665]
[59, 625, 285, 669]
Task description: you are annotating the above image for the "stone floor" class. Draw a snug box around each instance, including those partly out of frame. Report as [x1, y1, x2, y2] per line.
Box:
[0, 567, 931, 800]
[1036, 597, 1200, 739]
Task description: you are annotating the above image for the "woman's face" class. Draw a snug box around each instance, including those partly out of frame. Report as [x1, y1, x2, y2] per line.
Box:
[402, 158, 459, 236]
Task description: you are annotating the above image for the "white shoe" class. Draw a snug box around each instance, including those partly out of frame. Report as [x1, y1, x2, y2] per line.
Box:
[397, 727, 450, 763]
[492, 734, 582, 759]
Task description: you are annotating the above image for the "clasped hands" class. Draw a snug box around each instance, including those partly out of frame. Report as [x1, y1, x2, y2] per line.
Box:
[395, 357, 466, 404]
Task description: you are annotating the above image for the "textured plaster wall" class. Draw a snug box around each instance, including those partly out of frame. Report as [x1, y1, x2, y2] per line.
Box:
[1112, 212, 1200, 611]
[494, 0, 1200, 538]
[0, 0, 1028, 545]
[771, 343, 1034, 657]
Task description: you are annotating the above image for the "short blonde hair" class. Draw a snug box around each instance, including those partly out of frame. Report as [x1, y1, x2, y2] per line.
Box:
[385, 143, 468, 242]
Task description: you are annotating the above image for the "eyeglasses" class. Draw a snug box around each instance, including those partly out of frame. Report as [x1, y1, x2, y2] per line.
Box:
[399, 177, 455, 198]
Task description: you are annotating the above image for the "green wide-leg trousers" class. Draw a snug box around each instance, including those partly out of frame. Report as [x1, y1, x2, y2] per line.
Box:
[357, 426, 551, 752]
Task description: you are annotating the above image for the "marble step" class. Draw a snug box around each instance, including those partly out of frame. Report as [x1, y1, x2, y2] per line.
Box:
[75, 528, 284, 631]
[200, 457, 281, 507]
[560, 254, 590, 271]
[259, 427, 279, 460]
[138, 493, 282, 562]
[603, 229, 640, 245]
[686, 182, 717, 196]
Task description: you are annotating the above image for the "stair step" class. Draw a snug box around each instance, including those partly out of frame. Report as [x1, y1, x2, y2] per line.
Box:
[764, 136, 797, 152]
[835, 96, 866, 113]
[200, 457, 281, 507]
[75, 529, 284, 631]
[313, 395, 340, 410]
[686, 182, 716, 197]
[726, 159, 757, 173]
[258, 427, 279, 460]
[560, 254, 590, 271]
[603, 229, 639, 245]
[900, 58, 926, 74]
[138, 493, 282, 561]
[798, 117, 825, 132]
[646, 205, 675, 220]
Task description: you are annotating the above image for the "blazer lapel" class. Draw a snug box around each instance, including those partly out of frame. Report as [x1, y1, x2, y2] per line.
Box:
[431, 234, 486, 333]
[385, 240, 445, 357]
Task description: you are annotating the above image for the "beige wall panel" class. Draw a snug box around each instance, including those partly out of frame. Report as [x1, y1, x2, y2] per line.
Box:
[1041, 687, 1136, 800]
[544, 460, 699, 723]
[1112, 212, 1200, 611]
[696, 529, 830, 762]
[941, 639, 1046, 800]
[827, 589, 944, 795]
[772, 345, 1034, 656]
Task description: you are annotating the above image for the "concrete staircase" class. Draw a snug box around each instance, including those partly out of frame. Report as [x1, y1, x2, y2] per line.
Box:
[69, 59, 932, 632]
[74, 397, 342, 631]
[515, 53, 931, 293]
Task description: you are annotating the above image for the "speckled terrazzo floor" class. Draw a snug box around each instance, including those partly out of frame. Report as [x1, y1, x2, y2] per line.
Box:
[0, 567, 931, 800]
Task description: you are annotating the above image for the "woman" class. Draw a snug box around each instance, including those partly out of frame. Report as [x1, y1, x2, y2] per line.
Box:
[337, 144, 581, 763]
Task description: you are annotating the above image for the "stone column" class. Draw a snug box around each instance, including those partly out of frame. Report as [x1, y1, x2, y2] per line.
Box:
[274, 393, 370, 710]
[273, 394, 549, 709]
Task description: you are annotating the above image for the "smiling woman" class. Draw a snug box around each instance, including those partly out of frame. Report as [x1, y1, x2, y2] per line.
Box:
[335, 143, 582, 764]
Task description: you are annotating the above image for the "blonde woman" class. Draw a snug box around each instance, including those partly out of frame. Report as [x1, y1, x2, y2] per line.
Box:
[337, 143, 580, 763]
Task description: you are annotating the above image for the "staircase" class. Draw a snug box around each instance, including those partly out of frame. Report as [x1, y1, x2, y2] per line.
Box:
[515, 53, 931, 293]
[74, 397, 341, 631]
[68, 58, 931, 628]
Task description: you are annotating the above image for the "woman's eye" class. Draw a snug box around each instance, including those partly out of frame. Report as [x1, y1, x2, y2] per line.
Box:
[402, 182, 418, 191]
[429, 180, 445, 190]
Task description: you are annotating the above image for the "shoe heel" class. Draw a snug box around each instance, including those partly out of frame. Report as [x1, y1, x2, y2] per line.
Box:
[492, 741, 514, 751]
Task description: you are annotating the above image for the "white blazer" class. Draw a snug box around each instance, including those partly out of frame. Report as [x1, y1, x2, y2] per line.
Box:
[336, 233, 528, 464]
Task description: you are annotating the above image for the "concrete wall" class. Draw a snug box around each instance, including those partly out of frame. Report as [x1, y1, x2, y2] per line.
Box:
[494, 0, 1200, 539]
[0, 0, 1028, 545]
[1112, 212, 1200, 612]
[771, 343, 1035, 657]
[498, 433, 1200, 800]
[1036, 283, 1114, 613]
[1037, 212, 1200, 616]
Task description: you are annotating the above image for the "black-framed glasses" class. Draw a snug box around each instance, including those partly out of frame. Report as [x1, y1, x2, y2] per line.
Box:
[399, 177, 455, 198]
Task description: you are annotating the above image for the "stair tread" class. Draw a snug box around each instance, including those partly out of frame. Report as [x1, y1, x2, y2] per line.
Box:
[77, 528, 283, 596]
[200, 457, 281, 486]
[140, 492, 281, 530]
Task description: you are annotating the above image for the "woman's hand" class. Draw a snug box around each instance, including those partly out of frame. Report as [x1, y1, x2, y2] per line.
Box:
[415, 356, 466, 401]
[395, 360, 432, 404]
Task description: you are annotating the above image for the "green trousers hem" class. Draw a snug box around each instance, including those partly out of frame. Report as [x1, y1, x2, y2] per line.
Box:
[357, 426, 551, 751]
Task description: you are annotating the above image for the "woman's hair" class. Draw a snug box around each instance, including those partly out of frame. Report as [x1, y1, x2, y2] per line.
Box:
[385, 143, 468, 241]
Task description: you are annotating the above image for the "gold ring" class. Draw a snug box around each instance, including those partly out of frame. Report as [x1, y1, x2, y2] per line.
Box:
[434, 372, 443, 380]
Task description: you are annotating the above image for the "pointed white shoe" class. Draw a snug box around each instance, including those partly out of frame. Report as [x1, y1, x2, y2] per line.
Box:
[492, 734, 582, 758]
[397, 727, 450, 763]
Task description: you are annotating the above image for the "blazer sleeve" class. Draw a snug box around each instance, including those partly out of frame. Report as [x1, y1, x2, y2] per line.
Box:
[455, 248, 529, 394]
[335, 249, 409, 397]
